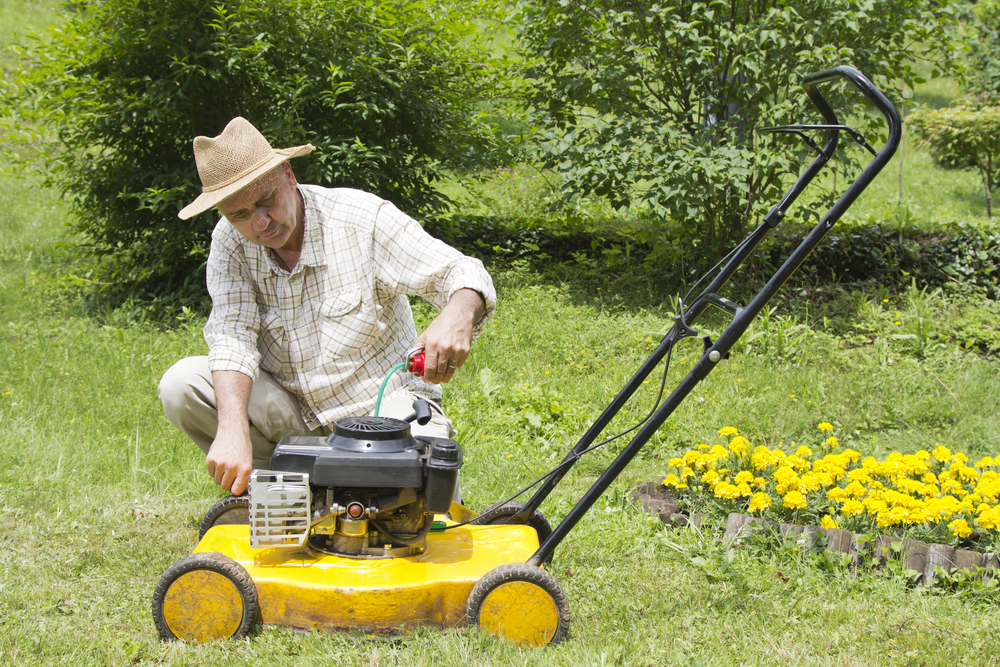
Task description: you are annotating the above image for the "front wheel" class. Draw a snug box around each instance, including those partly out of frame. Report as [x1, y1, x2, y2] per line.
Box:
[467, 563, 570, 646]
[152, 552, 258, 641]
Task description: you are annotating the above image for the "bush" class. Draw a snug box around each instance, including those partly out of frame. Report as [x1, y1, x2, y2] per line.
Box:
[513, 0, 961, 263]
[907, 105, 1000, 217]
[1, 0, 513, 315]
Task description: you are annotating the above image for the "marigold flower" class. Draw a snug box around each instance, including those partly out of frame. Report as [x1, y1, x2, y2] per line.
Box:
[827, 487, 847, 502]
[795, 446, 813, 458]
[820, 516, 839, 530]
[729, 436, 750, 457]
[948, 518, 972, 539]
[718, 426, 739, 438]
[976, 456, 996, 468]
[734, 471, 754, 486]
[748, 492, 772, 512]
[702, 470, 720, 487]
[714, 482, 741, 500]
[817, 422, 834, 432]
[662, 474, 679, 487]
[842, 499, 864, 516]
[783, 491, 807, 510]
[932, 446, 952, 463]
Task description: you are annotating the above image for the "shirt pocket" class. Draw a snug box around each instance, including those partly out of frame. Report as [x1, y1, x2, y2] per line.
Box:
[258, 310, 292, 378]
[318, 289, 382, 359]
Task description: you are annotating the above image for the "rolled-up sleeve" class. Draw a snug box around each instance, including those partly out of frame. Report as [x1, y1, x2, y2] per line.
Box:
[203, 231, 262, 381]
[370, 201, 496, 335]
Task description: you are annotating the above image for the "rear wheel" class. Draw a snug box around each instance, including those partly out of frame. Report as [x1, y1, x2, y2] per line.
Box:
[152, 552, 258, 641]
[199, 495, 250, 540]
[467, 563, 570, 646]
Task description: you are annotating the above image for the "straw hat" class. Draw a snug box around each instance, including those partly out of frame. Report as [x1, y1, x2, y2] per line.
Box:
[178, 117, 314, 219]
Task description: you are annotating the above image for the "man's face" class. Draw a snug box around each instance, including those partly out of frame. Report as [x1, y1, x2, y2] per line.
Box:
[218, 162, 301, 251]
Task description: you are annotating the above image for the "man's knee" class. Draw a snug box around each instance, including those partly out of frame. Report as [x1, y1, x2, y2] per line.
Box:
[158, 356, 213, 422]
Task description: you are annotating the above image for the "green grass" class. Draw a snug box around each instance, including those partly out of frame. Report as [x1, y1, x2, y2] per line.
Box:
[3, 7, 1000, 666]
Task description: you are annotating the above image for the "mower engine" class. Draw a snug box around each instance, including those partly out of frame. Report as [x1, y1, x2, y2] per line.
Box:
[247, 408, 462, 559]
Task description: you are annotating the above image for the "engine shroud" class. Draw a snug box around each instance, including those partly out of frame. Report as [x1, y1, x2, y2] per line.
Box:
[255, 415, 462, 559]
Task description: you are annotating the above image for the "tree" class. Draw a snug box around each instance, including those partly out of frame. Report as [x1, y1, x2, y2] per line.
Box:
[514, 0, 959, 261]
[966, 0, 1000, 96]
[908, 105, 1000, 217]
[2, 0, 512, 313]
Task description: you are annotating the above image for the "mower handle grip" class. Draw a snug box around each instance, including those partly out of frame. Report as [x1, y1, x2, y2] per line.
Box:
[801, 66, 901, 159]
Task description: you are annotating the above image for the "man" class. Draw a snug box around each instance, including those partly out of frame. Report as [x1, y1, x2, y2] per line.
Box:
[158, 117, 495, 496]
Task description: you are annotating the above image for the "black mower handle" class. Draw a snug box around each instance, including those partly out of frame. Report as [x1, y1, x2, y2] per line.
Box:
[520, 65, 902, 568]
[800, 66, 902, 229]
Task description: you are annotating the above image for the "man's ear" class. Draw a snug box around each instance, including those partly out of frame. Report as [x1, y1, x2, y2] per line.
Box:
[282, 161, 298, 188]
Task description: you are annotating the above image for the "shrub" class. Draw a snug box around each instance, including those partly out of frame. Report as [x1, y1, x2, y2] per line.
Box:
[907, 105, 1000, 217]
[1, 0, 513, 315]
[513, 0, 961, 263]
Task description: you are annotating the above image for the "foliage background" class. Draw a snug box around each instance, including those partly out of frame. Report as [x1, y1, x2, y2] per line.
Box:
[1, 0, 513, 314]
[514, 0, 960, 260]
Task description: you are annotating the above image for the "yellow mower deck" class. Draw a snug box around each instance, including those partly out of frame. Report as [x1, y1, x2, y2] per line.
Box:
[181, 518, 541, 635]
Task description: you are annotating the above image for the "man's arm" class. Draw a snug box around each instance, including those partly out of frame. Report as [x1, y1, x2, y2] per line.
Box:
[417, 288, 486, 384]
[206, 370, 254, 495]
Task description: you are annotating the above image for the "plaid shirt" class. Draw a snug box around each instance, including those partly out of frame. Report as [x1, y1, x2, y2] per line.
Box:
[203, 185, 496, 429]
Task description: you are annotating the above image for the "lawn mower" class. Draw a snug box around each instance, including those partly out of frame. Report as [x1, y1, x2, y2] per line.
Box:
[151, 66, 901, 647]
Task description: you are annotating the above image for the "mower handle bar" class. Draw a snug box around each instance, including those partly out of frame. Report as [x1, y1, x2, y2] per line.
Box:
[513, 66, 901, 567]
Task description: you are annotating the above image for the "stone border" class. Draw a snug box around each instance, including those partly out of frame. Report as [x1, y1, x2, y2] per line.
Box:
[629, 483, 999, 586]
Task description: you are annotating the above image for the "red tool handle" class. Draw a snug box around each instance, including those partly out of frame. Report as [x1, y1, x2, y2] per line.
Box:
[405, 345, 425, 376]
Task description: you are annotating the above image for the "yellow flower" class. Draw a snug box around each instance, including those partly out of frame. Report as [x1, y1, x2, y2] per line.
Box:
[948, 518, 972, 539]
[931, 445, 952, 463]
[821, 515, 839, 530]
[662, 474, 679, 487]
[817, 422, 834, 432]
[827, 487, 847, 503]
[714, 482, 741, 500]
[748, 492, 772, 512]
[718, 426, 739, 438]
[976, 456, 996, 468]
[842, 499, 864, 516]
[702, 470, 720, 487]
[734, 471, 754, 486]
[783, 491, 807, 510]
[729, 436, 750, 457]
[795, 446, 813, 458]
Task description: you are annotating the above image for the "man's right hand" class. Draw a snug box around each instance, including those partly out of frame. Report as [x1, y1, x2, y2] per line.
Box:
[210, 369, 256, 495]
[206, 427, 253, 495]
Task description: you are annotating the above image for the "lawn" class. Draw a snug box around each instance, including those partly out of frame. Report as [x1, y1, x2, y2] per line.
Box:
[2, 4, 1000, 666]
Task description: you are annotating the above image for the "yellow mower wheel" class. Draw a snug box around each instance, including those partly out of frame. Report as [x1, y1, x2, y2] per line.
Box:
[152, 552, 258, 641]
[198, 495, 250, 540]
[467, 563, 570, 647]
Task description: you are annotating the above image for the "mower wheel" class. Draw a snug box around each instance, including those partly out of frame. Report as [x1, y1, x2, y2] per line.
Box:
[199, 495, 250, 540]
[467, 563, 570, 646]
[152, 552, 258, 641]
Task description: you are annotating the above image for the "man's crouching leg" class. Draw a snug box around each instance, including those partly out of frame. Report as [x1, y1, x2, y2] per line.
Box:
[158, 356, 328, 470]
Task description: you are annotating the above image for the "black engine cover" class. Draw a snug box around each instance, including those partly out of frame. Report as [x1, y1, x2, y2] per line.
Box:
[271, 416, 425, 487]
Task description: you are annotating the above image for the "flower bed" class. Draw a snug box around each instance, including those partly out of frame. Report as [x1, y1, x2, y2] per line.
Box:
[659, 424, 1000, 551]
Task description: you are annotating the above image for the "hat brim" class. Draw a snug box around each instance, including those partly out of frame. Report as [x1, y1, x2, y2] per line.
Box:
[177, 144, 314, 220]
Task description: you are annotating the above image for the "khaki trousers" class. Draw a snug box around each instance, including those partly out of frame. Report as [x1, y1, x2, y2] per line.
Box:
[158, 356, 455, 470]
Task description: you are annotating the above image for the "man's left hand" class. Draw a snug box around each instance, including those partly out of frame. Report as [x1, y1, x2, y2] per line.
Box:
[417, 288, 485, 384]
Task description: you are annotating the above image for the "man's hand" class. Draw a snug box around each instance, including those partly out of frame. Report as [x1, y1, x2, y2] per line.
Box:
[417, 288, 486, 384]
[206, 427, 253, 495]
[208, 370, 254, 495]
